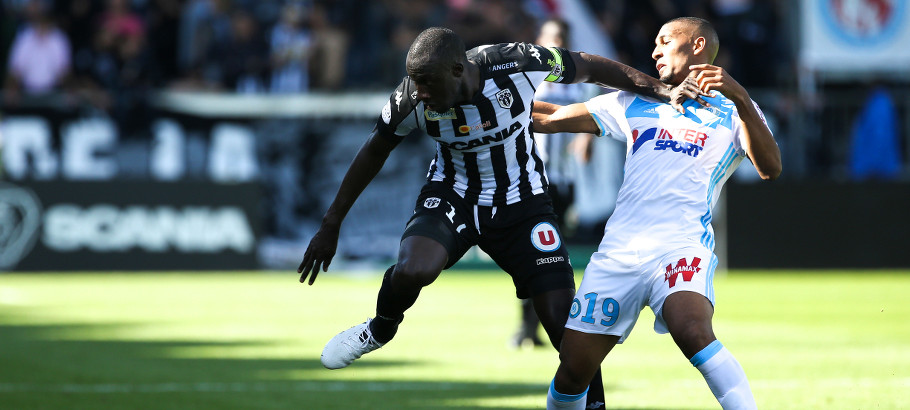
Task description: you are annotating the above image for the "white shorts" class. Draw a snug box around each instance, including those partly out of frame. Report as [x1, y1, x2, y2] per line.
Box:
[565, 245, 718, 343]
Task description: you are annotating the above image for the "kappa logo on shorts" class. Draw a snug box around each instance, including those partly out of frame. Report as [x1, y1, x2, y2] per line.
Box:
[423, 197, 441, 209]
[536, 256, 565, 265]
[530, 222, 560, 252]
[664, 257, 702, 288]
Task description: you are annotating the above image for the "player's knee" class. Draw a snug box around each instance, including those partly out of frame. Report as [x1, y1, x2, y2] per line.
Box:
[554, 365, 591, 395]
[669, 320, 716, 355]
[392, 261, 442, 288]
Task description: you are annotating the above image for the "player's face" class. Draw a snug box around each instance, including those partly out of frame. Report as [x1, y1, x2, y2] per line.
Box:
[412, 68, 459, 113]
[651, 22, 695, 85]
[537, 21, 565, 48]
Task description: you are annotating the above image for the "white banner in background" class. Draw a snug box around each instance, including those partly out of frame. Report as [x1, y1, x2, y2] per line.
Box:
[801, 0, 910, 74]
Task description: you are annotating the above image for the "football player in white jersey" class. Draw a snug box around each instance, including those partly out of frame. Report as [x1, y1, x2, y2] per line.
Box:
[535, 17, 781, 410]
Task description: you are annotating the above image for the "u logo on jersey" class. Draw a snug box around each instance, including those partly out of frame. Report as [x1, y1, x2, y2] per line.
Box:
[531, 222, 560, 252]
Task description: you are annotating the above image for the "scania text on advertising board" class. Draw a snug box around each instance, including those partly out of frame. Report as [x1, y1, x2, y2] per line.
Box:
[43, 204, 254, 253]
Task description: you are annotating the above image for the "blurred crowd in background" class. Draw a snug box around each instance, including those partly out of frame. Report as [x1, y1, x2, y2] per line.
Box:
[2, 0, 906, 179]
[1, 0, 791, 98]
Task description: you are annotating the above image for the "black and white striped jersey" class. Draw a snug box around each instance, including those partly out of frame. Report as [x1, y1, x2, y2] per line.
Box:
[375, 43, 577, 206]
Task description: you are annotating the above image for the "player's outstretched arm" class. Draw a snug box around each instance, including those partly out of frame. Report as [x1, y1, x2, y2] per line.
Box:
[570, 51, 670, 100]
[532, 101, 599, 135]
[298, 131, 399, 284]
[570, 52, 707, 113]
[690, 64, 781, 180]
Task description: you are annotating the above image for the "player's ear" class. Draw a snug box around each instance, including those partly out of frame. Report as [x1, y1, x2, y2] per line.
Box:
[692, 36, 706, 57]
[451, 62, 464, 78]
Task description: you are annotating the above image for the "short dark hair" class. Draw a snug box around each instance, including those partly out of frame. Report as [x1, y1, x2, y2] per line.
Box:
[406, 27, 466, 80]
[667, 17, 719, 63]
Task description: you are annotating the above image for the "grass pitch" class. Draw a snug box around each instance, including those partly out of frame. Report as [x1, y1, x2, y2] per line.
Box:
[0, 270, 907, 409]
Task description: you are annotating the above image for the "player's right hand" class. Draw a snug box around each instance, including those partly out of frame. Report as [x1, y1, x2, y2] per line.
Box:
[298, 226, 340, 285]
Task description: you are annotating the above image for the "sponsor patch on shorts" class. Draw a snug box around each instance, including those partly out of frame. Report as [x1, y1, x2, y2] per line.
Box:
[530, 222, 560, 252]
[536, 256, 565, 265]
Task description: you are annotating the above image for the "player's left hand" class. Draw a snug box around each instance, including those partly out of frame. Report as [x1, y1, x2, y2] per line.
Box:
[669, 77, 710, 113]
[689, 64, 747, 102]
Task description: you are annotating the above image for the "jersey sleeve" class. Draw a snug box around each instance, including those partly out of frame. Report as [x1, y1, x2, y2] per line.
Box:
[536, 45, 576, 84]
[472, 43, 577, 85]
[374, 77, 420, 144]
[584, 92, 629, 142]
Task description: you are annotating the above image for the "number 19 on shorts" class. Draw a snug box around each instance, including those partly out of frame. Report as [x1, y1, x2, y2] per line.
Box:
[570, 292, 620, 327]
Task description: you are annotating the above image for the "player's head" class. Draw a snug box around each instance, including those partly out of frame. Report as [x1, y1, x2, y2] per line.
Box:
[537, 18, 570, 48]
[406, 27, 467, 112]
[651, 17, 719, 85]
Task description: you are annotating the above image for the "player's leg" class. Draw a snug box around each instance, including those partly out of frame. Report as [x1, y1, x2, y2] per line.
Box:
[654, 250, 756, 410]
[663, 291, 756, 410]
[370, 235, 449, 343]
[531, 288, 574, 349]
[547, 329, 618, 410]
[532, 288, 607, 409]
[320, 234, 450, 370]
[321, 186, 474, 369]
[662, 290, 716, 358]
[479, 194, 609, 409]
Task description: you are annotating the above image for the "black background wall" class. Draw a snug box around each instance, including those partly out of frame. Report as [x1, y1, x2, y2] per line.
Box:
[726, 182, 910, 269]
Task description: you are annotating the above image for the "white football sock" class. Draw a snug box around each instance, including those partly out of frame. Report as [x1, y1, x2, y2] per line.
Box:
[690, 340, 757, 410]
[546, 379, 587, 410]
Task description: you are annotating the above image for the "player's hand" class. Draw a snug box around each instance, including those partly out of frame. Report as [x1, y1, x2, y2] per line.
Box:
[669, 76, 710, 113]
[570, 134, 595, 163]
[689, 64, 747, 103]
[298, 225, 340, 285]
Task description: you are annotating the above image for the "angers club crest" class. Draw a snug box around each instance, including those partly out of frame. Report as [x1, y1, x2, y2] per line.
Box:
[423, 197, 442, 209]
[495, 89, 513, 109]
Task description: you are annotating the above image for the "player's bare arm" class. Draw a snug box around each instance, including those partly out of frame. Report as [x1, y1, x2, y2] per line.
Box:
[532, 101, 599, 135]
[690, 63, 782, 180]
[298, 132, 400, 284]
[570, 52, 707, 113]
[571, 51, 670, 101]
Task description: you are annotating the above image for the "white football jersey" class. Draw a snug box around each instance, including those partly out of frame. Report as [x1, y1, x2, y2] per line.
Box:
[585, 91, 769, 258]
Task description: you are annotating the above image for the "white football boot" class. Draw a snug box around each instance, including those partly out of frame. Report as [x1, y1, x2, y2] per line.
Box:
[321, 318, 385, 369]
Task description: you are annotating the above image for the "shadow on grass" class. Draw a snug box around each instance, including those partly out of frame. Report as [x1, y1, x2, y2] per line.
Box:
[0, 320, 678, 410]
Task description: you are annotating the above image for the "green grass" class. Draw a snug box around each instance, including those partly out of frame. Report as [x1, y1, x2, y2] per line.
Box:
[0, 270, 908, 409]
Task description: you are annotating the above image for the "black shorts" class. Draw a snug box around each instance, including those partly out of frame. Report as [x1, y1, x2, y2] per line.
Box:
[401, 182, 575, 299]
